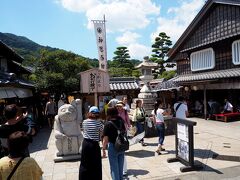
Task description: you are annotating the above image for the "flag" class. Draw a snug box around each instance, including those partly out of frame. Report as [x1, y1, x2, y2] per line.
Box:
[92, 19, 107, 71]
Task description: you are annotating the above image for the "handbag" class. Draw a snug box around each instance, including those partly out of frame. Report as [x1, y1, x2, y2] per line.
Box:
[7, 157, 25, 180]
[136, 108, 146, 122]
[109, 120, 129, 152]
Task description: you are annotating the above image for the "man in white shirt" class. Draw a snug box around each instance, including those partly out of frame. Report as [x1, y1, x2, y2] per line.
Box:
[174, 96, 189, 119]
[224, 99, 233, 113]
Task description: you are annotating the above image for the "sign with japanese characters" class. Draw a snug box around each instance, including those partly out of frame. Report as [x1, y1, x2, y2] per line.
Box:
[80, 68, 110, 93]
[177, 123, 189, 161]
[177, 123, 189, 142]
[92, 20, 107, 71]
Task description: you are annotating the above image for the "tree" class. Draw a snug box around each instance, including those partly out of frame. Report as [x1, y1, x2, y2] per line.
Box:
[32, 49, 90, 94]
[150, 32, 172, 77]
[159, 70, 176, 80]
[112, 46, 133, 68]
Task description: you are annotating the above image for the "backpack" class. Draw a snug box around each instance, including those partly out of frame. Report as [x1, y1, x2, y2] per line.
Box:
[173, 103, 182, 117]
[109, 120, 129, 152]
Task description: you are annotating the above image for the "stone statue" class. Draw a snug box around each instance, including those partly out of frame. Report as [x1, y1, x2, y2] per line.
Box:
[70, 98, 83, 124]
[54, 104, 83, 161]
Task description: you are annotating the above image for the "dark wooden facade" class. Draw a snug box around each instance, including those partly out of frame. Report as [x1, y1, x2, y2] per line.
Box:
[169, 1, 240, 75]
[168, 0, 240, 119]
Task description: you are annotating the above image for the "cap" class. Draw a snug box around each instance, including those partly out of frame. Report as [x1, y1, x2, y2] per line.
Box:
[89, 106, 100, 114]
[115, 101, 125, 107]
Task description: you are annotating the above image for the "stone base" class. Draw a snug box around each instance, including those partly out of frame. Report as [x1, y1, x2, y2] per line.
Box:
[54, 154, 81, 162]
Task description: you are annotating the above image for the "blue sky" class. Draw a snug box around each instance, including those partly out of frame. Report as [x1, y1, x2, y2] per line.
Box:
[0, 0, 205, 60]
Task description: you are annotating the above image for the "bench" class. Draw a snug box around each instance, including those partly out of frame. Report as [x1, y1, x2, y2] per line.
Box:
[213, 112, 240, 122]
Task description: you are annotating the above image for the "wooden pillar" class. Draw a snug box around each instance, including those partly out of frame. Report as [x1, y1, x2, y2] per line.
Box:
[203, 85, 207, 120]
[94, 92, 98, 106]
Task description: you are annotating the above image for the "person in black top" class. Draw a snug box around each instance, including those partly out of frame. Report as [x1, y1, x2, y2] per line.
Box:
[0, 104, 31, 157]
[103, 107, 126, 180]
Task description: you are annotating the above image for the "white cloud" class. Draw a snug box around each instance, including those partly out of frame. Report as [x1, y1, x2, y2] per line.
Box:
[128, 43, 151, 60]
[57, 0, 100, 12]
[116, 31, 140, 45]
[58, 0, 160, 32]
[151, 0, 205, 43]
[116, 31, 150, 59]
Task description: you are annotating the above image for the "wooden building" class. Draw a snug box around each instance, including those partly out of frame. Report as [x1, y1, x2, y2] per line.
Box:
[0, 41, 34, 100]
[168, 0, 240, 119]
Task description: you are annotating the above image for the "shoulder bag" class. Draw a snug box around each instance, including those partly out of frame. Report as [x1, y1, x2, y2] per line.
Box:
[7, 156, 25, 180]
[173, 103, 182, 117]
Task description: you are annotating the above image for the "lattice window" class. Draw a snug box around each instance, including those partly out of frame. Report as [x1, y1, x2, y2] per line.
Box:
[190, 48, 215, 71]
[232, 39, 240, 65]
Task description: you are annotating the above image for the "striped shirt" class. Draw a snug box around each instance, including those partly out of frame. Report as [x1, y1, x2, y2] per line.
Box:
[82, 119, 103, 142]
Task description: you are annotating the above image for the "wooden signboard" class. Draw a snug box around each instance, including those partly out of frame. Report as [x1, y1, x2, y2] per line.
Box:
[80, 68, 110, 106]
[80, 68, 110, 93]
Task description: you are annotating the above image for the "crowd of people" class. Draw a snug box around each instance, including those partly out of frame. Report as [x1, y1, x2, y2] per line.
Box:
[0, 104, 43, 179]
[0, 94, 236, 180]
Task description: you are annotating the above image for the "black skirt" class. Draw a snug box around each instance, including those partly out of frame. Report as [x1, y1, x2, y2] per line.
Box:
[79, 138, 102, 180]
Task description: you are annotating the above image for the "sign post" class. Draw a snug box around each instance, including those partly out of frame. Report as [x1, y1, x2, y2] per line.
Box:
[167, 118, 202, 172]
[79, 68, 110, 106]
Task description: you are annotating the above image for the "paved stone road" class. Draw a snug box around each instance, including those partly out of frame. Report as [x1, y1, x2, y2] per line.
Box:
[29, 117, 240, 180]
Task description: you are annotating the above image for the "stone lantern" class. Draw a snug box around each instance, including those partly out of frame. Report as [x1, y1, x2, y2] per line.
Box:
[130, 56, 158, 116]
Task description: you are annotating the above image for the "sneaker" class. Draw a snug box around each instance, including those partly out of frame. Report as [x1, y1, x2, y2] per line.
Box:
[123, 172, 127, 176]
[141, 142, 147, 146]
[156, 150, 161, 155]
[161, 147, 165, 151]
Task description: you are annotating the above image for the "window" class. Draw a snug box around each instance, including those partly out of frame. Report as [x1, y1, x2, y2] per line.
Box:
[0, 58, 7, 72]
[232, 39, 240, 65]
[190, 48, 215, 71]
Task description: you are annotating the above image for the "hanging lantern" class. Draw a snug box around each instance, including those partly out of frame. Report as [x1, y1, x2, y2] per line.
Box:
[192, 86, 198, 91]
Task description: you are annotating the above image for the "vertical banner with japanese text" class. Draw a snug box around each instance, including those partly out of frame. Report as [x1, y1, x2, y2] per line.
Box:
[92, 19, 107, 71]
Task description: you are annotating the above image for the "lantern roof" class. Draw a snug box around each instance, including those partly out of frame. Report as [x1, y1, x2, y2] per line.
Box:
[135, 56, 158, 69]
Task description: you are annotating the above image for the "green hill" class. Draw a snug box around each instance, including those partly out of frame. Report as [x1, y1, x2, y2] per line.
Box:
[0, 32, 59, 66]
[0, 32, 100, 67]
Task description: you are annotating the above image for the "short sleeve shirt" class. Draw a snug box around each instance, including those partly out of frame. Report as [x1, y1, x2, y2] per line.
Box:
[174, 103, 188, 119]
[151, 108, 165, 123]
[82, 119, 103, 142]
[103, 117, 125, 144]
[0, 157, 43, 180]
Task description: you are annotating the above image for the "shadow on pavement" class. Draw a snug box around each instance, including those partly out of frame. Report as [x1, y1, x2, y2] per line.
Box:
[144, 142, 158, 146]
[29, 127, 52, 153]
[194, 148, 218, 159]
[212, 154, 240, 162]
[127, 169, 149, 177]
[125, 150, 155, 158]
[194, 160, 223, 174]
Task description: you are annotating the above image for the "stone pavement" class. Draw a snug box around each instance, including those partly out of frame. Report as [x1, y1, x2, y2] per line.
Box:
[29, 117, 240, 180]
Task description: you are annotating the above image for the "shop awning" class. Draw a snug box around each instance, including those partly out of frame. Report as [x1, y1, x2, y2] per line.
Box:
[172, 68, 240, 83]
[153, 79, 182, 91]
[0, 87, 33, 98]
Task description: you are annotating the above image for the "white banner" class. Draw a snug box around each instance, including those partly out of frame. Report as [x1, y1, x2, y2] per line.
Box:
[93, 20, 107, 71]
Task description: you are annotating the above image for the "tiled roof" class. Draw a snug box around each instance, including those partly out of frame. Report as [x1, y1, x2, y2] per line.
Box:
[109, 77, 140, 90]
[0, 72, 35, 88]
[153, 79, 182, 91]
[172, 68, 240, 82]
